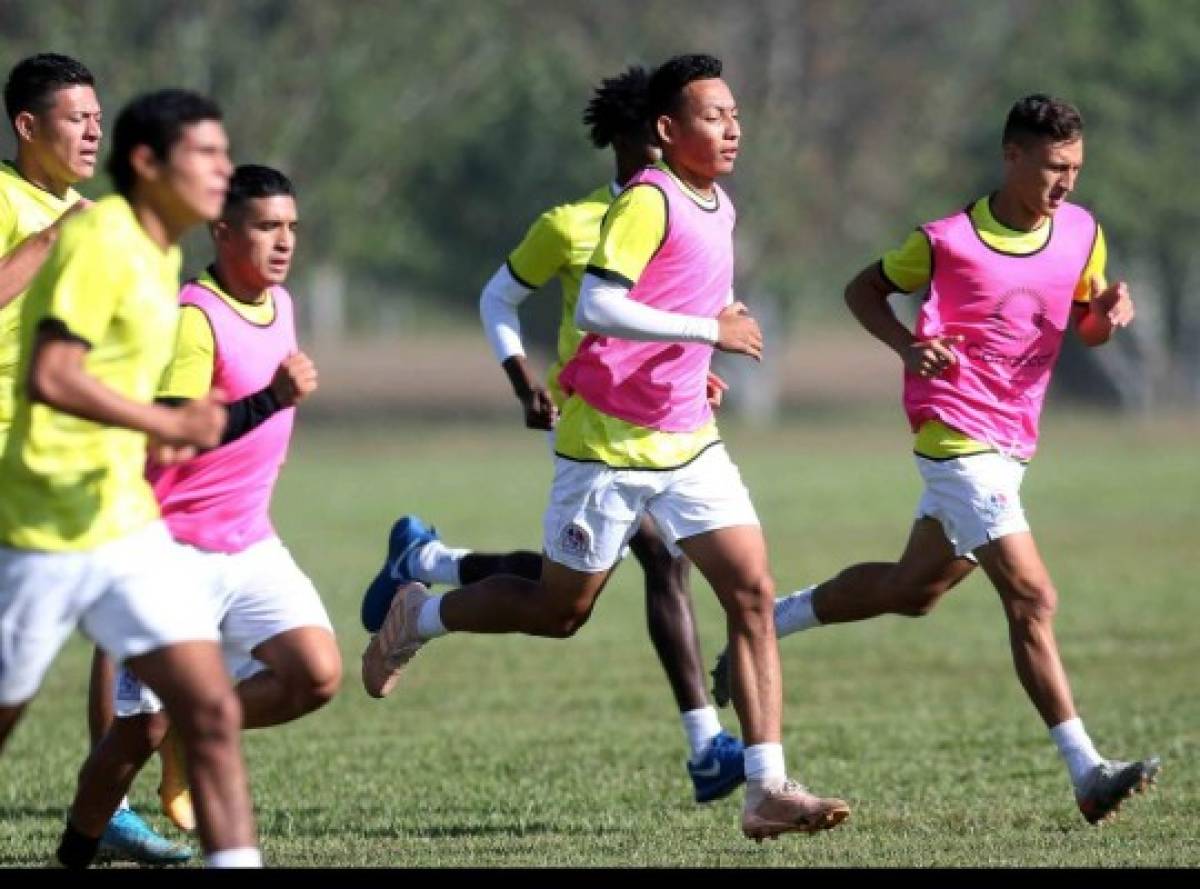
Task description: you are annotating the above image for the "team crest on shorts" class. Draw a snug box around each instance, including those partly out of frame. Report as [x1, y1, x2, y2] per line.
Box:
[980, 490, 1010, 520]
[116, 669, 143, 699]
[559, 522, 591, 557]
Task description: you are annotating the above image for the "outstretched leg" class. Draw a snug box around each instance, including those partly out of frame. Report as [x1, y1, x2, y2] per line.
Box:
[712, 518, 973, 706]
[362, 557, 614, 698]
[359, 515, 542, 632]
[975, 531, 1160, 824]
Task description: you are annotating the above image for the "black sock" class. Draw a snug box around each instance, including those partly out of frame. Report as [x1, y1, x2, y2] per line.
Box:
[56, 821, 100, 869]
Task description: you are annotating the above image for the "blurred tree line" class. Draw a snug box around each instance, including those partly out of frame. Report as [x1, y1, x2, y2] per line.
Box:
[1, 0, 1197, 407]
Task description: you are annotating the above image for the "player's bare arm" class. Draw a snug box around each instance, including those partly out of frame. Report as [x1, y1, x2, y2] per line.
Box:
[502, 354, 557, 430]
[844, 262, 961, 379]
[29, 322, 226, 448]
[0, 199, 92, 309]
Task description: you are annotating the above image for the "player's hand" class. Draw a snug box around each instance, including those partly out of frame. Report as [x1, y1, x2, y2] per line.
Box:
[519, 386, 558, 430]
[161, 390, 227, 449]
[905, 334, 963, 379]
[706, 370, 729, 410]
[1088, 276, 1134, 329]
[147, 439, 197, 466]
[270, 351, 318, 407]
[716, 301, 763, 361]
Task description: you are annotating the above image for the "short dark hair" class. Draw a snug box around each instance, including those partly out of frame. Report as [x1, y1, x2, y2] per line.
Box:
[106, 89, 223, 197]
[582, 65, 651, 148]
[647, 53, 723, 120]
[223, 164, 294, 220]
[1002, 94, 1083, 147]
[4, 53, 95, 130]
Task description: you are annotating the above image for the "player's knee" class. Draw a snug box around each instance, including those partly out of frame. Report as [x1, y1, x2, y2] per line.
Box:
[547, 613, 589, 638]
[111, 711, 169, 761]
[895, 584, 945, 617]
[143, 710, 172, 750]
[728, 574, 777, 629]
[300, 659, 342, 713]
[182, 688, 242, 748]
[545, 602, 593, 638]
[1007, 580, 1058, 625]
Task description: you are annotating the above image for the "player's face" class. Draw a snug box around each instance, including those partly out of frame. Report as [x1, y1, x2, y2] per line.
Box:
[659, 77, 740, 183]
[1005, 136, 1083, 218]
[24, 84, 102, 184]
[161, 120, 232, 224]
[222, 195, 298, 288]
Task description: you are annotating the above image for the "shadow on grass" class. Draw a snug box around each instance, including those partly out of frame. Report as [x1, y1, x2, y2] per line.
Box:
[256, 807, 628, 841]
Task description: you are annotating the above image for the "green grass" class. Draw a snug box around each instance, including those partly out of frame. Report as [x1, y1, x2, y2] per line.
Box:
[2, 411, 1196, 866]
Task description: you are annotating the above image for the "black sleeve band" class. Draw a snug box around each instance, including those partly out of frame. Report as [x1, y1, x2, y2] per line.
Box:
[505, 258, 537, 290]
[157, 386, 284, 448]
[36, 317, 92, 348]
[221, 386, 283, 445]
[876, 260, 907, 294]
[584, 264, 636, 289]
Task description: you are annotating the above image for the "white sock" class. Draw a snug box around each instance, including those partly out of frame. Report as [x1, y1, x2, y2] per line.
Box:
[206, 847, 263, 868]
[117, 796, 130, 812]
[1050, 717, 1104, 789]
[411, 541, 470, 586]
[743, 742, 786, 795]
[775, 585, 821, 637]
[681, 707, 723, 763]
[417, 594, 448, 639]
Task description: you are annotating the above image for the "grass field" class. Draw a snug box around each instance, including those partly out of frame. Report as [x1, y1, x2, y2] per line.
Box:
[1, 410, 1196, 867]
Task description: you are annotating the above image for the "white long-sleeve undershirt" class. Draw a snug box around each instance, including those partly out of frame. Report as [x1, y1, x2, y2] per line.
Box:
[574, 272, 722, 344]
[478, 264, 533, 362]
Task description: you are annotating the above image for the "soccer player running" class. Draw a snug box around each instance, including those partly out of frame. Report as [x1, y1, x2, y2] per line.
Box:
[63, 164, 342, 850]
[359, 66, 745, 804]
[710, 94, 1159, 824]
[0, 52, 189, 864]
[363, 54, 850, 842]
[0, 88, 263, 868]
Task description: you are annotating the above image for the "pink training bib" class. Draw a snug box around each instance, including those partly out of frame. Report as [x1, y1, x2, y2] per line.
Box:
[149, 280, 297, 553]
[559, 165, 735, 432]
[903, 201, 1097, 459]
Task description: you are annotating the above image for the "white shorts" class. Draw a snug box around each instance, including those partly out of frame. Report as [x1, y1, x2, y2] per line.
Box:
[0, 522, 219, 706]
[116, 536, 332, 717]
[543, 443, 760, 573]
[914, 452, 1030, 558]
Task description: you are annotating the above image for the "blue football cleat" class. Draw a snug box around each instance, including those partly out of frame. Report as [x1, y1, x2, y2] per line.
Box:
[360, 515, 440, 632]
[97, 808, 193, 865]
[687, 730, 746, 804]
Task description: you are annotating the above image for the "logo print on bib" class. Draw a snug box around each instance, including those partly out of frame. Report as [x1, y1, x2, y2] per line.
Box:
[991, 287, 1049, 346]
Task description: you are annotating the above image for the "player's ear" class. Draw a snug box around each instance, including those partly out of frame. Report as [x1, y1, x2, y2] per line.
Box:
[654, 113, 674, 148]
[14, 110, 37, 143]
[128, 144, 161, 184]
